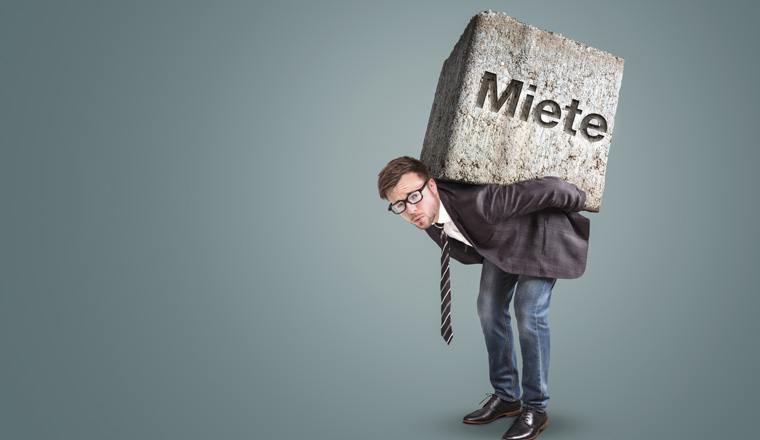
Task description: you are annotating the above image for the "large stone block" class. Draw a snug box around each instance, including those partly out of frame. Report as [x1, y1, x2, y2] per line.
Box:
[420, 11, 624, 211]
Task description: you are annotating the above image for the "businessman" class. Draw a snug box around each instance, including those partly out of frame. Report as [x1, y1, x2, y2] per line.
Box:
[378, 156, 589, 440]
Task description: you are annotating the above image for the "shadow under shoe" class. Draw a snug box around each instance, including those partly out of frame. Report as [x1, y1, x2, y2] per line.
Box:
[463, 394, 522, 424]
[502, 407, 548, 440]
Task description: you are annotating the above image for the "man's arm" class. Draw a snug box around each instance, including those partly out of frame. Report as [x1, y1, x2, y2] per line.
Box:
[475, 177, 586, 224]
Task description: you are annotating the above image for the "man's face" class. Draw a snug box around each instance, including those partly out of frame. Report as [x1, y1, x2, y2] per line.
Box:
[387, 172, 440, 230]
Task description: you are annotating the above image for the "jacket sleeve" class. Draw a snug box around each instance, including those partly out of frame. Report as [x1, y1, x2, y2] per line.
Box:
[475, 177, 586, 224]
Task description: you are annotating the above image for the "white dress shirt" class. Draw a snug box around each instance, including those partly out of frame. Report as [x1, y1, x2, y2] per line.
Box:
[436, 200, 473, 247]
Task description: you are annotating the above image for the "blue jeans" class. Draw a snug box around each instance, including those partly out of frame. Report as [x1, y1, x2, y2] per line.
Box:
[477, 259, 556, 411]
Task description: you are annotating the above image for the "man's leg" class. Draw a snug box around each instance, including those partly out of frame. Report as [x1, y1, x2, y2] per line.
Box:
[513, 275, 556, 411]
[463, 259, 522, 425]
[476, 259, 520, 402]
[500, 275, 555, 440]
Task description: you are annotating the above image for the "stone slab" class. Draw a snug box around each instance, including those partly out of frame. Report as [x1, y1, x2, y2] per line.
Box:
[420, 11, 624, 211]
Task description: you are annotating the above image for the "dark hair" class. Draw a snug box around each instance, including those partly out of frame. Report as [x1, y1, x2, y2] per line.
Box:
[377, 156, 431, 199]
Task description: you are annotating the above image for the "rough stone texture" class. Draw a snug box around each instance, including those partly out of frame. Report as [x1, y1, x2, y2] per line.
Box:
[420, 11, 624, 211]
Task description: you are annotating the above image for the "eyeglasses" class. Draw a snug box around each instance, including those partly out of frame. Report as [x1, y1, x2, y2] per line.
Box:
[388, 180, 428, 214]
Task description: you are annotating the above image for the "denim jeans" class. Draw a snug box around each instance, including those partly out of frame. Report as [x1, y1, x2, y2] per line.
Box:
[477, 259, 556, 411]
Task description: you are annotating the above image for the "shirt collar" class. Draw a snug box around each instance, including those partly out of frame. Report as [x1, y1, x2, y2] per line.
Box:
[436, 199, 452, 224]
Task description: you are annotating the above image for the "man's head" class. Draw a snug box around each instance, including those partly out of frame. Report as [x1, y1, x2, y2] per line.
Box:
[378, 156, 440, 230]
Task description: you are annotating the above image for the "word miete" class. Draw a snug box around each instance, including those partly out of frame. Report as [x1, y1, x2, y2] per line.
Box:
[475, 71, 608, 142]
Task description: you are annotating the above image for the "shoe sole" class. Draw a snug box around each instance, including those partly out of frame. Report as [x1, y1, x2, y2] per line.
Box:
[462, 409, 522, 424]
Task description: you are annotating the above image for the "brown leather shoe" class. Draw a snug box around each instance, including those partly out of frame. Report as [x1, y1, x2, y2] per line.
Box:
[502, 407, 548, 440]
[463, 394, 521, 424]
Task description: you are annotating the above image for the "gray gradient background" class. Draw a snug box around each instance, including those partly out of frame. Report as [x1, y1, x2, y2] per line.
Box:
[2, 1, 758, 439]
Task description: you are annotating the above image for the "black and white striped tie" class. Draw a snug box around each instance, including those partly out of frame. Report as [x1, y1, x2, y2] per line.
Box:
[434, 223, 453, 345]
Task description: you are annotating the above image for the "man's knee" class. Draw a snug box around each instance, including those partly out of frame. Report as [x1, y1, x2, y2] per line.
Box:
[476, 293, 503, 325]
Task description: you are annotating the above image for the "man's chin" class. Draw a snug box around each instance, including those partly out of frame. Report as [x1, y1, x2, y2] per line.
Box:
[414, 220, 432, 230]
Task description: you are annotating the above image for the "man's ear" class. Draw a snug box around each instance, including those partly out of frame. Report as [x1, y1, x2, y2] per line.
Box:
[428, 178, 438, 195]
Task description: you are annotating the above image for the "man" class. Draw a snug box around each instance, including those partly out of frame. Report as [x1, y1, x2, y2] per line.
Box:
[377, 156, 589, 440]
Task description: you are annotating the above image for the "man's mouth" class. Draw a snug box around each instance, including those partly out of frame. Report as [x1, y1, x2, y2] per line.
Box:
[413, 215, 424, 224]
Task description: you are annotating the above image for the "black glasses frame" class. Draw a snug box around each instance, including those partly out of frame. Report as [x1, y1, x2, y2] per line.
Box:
[387, 180, 428, 214]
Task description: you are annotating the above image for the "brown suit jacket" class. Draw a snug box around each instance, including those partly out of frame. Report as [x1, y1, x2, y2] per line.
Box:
[425, 177, 590, 279]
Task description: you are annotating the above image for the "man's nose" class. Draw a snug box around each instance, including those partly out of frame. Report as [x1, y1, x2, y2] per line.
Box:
[406, 203, 418, 214]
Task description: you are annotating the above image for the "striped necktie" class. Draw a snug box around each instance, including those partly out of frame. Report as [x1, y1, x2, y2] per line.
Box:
[434, 223, 453, 345]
